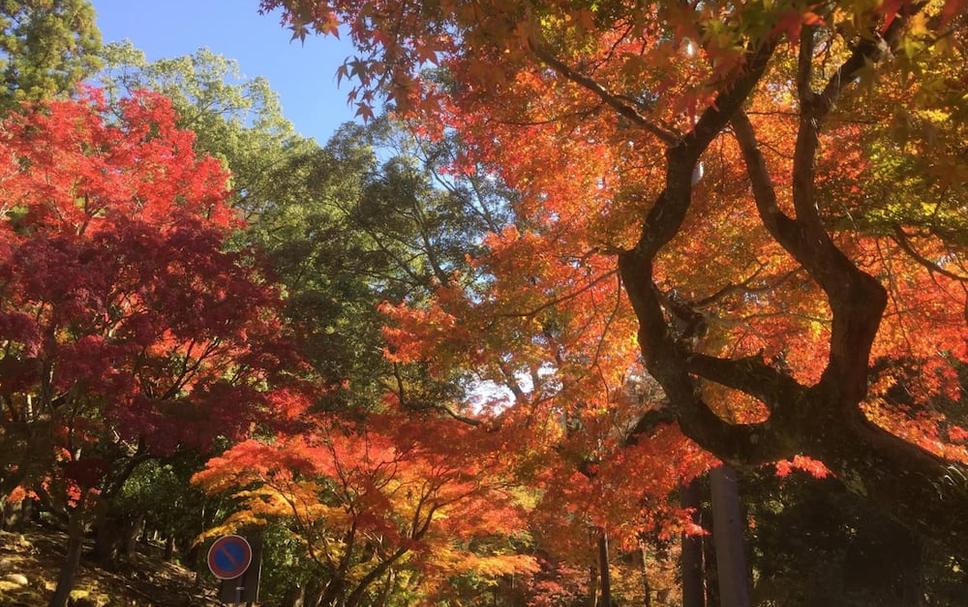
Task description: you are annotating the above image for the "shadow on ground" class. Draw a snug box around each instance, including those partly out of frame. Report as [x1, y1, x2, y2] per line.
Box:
[0, 527, 219, 606]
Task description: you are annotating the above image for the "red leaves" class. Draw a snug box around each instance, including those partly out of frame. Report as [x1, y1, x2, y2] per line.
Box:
[775, 455, 832, 479]
[1, 91, 232, 237]
[0, 311, 40, 356]
[771, 8, 824, 42]
[0, 92, 301, 505]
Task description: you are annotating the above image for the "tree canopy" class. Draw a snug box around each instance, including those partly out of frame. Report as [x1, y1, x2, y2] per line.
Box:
[0, 0, 101, 110]
[1, 2, 967, 605]
[260, 0, 968, 551]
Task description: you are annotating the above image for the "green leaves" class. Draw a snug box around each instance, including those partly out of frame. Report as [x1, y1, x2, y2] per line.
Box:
[0, 0, 101, 112]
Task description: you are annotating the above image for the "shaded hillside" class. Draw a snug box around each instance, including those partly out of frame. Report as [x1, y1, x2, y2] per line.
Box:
[0, 527, 219, 607]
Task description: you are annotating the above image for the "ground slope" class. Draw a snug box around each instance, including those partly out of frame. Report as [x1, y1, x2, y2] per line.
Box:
[0, 527, 220, 606]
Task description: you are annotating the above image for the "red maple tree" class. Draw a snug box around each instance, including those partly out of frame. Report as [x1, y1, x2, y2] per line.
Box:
[0, 90, 306, 606]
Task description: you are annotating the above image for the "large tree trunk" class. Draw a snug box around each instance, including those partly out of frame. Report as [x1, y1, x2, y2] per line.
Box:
[900, 531, 924, 607]
[616, 3, 968, 553]
[49, 509, 86, 607]
[598, 530, 612, 607]
[813, 410, 968, 551]
[700, 492, 720, 607]
[709, 465, 750, 607]
[680, 479, 705, 607]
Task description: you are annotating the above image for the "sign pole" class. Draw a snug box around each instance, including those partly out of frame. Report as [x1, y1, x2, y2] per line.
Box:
[212, 533, 263, 605]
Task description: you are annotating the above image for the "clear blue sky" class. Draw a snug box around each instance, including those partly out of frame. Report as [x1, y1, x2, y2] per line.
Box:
[91, 0, 358, 144]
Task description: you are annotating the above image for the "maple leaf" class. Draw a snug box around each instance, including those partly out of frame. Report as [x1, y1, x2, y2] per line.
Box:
[0, 90, 303, 532]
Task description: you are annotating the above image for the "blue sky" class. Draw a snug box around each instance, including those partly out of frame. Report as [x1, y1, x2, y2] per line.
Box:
[91, 0, 359, 144]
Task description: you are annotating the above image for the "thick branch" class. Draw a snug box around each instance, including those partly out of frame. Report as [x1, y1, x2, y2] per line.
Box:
[685, 353, 806, 416]
[617, 40, 781, 463]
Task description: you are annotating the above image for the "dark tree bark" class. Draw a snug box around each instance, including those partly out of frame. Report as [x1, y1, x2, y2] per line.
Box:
[93, 506, 123, 566]
[598, 529, 612, 607]
[378, 568, 394, 607]
[680, 479, 705, 607]
[611, 2, 968, 551]
[710, 466, 751, 607]
[900, 532, 925, 607]
[48, 508, 86, 607]
[700, 491, 720, 607]
[163, 534, 175, 561]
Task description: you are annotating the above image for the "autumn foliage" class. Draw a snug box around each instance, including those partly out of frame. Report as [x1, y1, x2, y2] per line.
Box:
[2, 0, 967, 604]
[193, 410, 537, 605]
[0, 90, 301, 515]
[263, 0, 968, 554]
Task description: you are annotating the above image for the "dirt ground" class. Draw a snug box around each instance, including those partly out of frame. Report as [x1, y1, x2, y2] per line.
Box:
[0, 526, 221, 606]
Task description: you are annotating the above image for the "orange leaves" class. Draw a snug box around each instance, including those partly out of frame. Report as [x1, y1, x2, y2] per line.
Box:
[196, 411, 530, 589]
[378, 299, 461, 365]
[531, 422, 716, 556]
[775, 455, 832, 479]
[431, 550, 540, 577]
[261, 0, 968, 581]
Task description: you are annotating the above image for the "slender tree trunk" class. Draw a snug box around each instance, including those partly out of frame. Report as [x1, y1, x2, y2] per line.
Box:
[378, 568, 394, 607]
[598, 530, 612, 607]
[710, 465, 751, 607]
[163, 534, 175, 561]
[680, 478, 705, 607]
[183, 541, 202, 587]
[123, 513, 144, 559]
[93, 506, 123, 566]
[588, 565, 599, 607]
[640, 543, 652, 607]
[49, 509, 86, 607]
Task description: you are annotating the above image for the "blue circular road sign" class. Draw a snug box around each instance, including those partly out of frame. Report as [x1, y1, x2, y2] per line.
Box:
[207, 535, 252, 580]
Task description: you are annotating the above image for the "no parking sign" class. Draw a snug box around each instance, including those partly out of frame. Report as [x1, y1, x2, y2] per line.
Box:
[207, 535, 253, 580]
